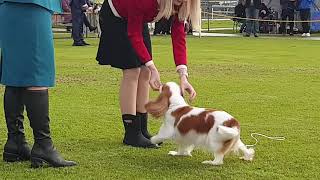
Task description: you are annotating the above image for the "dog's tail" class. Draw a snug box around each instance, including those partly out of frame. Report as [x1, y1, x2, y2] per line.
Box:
[216, 118, 240, 141]
[217, 126, 239, 140]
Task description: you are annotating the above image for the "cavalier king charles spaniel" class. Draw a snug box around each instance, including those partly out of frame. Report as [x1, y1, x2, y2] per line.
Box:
[145, 82, 254, 165]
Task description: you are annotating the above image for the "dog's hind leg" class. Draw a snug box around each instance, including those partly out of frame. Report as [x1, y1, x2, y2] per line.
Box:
[202, 152, 224, 165]
[168, 144, 194, 156]
[150, 123, 174, 144]
[236, 140, 255, 161]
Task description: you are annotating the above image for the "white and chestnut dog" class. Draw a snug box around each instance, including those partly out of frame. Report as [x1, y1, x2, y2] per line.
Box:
[145, 82, 254, 165]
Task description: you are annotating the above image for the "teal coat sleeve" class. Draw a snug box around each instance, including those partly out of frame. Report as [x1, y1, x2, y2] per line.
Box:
[2, 0, 62, 13]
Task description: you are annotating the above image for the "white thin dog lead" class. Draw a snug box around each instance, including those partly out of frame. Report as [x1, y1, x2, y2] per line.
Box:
[246, 133, 286, 148]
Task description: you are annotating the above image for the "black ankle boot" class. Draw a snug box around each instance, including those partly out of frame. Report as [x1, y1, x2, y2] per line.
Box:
[24, 89, 77, 168]
[137, 112, 152, 139]
[122, 114, 157, 148]
[31, 139, 76, 168]
[3, 87, 31, 162]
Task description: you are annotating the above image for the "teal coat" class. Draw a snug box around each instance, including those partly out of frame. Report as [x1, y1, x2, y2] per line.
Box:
[0, 0, 62, 13]
[0, 1, 61, 87]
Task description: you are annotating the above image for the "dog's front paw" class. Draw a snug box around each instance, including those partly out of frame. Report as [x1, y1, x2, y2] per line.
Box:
[150, 136, 157, 144]
[168, 151, 178, 156]
[240, 148, 255, 161]
[168, 151, 192, 156]
[202, 160, 223, 166]
[150, 136, 164, 146]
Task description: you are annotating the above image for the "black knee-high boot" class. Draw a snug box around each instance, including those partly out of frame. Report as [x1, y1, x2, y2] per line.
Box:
[3, 86, 31, 162]
[137, 112, 152, 139]
[23, 89, 77, 168]
[122, 114, 157, 148]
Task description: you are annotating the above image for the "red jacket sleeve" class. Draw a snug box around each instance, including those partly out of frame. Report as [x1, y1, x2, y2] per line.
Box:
[127, 13, 152, 63]
[171, 16, 187, 66]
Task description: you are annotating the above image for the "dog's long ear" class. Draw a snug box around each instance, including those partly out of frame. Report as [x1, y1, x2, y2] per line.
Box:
[145, 85, 172, 118]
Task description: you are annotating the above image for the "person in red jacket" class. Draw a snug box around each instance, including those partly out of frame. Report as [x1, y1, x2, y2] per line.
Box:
[96, 0, 199, 148]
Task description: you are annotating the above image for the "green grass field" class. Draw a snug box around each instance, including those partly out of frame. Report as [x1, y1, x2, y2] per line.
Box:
[201, 19, 234, 29]
[0, 36, 319, 179]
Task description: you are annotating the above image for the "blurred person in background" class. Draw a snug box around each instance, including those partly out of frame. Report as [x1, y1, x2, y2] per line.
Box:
[298, 0, 314, 37]
[244, 0, 261, 37]
[280, 0, 297, 36]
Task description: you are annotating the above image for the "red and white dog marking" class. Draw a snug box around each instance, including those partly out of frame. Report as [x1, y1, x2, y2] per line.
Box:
[145, 82, 254, 165]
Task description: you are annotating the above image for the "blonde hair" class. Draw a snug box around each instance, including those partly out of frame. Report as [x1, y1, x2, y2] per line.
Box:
[154, 0, 201, 31]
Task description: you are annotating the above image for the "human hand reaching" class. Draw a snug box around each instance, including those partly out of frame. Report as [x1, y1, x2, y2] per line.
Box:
[180, 75, 196, 102]
[148, 64, 161, 90]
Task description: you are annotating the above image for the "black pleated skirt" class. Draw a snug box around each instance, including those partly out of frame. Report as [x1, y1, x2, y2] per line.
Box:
[96, 1, 152, 69]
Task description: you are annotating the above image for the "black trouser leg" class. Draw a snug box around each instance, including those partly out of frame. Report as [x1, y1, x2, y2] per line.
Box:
[300, 9, 311, 33]
[3, 86, 31, 162]
[71, 9, 84, 43]
[280, 9, 288, 34]
[288, 10, 294, 34]
[154, 21, 161, 35]
[288, 9, 294, 33]
[159, 18, 166, 34]
[24, 89, 76, 168]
